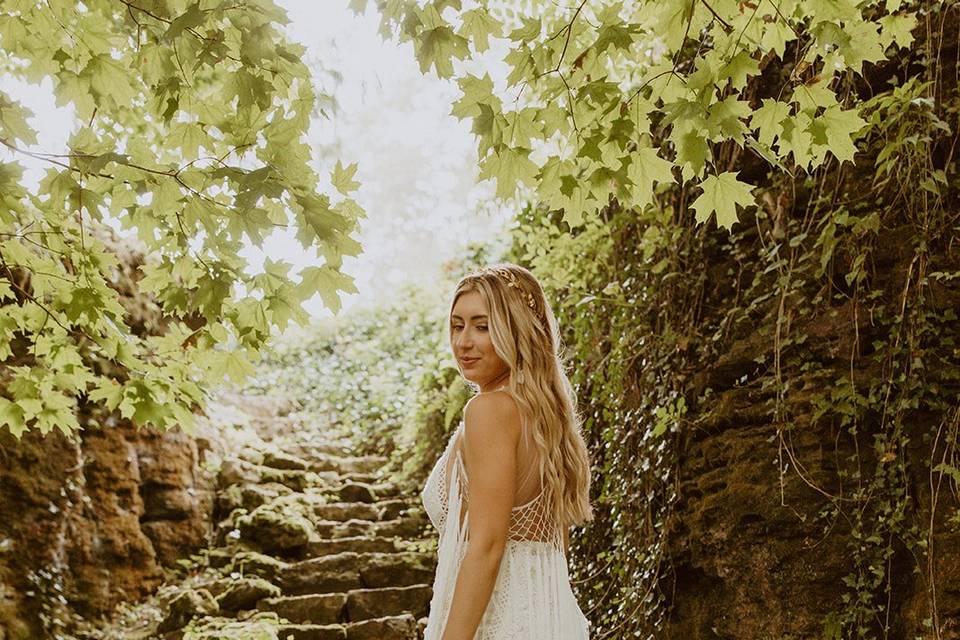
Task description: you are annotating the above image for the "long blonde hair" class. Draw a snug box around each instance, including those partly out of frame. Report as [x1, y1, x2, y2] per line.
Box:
[449, 263, 593, 527]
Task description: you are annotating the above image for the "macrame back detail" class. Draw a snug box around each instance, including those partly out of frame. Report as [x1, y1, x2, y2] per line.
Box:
[431, 423, 564, 555]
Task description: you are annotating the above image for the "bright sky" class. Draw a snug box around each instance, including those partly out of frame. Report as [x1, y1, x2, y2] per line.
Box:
[0, 2, 512, 325]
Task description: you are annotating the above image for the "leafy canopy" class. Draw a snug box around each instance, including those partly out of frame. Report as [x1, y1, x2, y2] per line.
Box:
[0, 0, 364, 438]
[362, 0, 914, 232]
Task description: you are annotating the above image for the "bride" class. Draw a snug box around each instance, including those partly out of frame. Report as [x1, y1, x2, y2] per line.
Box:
[420, 263, 593, 639]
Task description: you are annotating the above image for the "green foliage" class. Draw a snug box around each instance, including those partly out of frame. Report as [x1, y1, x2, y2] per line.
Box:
[239, 243, 495, 480]
[373, 0, 906, 232]
[241, 283, 448, 456]
[395, 349, 471, 482]
[365, 1, 958, 637]
[510, 199, 692, 636]
[0, 1, 364, 438]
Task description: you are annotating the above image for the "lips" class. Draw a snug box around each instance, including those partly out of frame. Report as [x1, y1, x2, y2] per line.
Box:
[460, 357, 480, 366]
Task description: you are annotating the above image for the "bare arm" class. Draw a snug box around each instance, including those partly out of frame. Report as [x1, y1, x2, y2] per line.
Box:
[441, 392, 521, 640]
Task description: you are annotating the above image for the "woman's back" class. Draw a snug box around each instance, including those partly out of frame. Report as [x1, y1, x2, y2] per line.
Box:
[420, 421, 590, 639]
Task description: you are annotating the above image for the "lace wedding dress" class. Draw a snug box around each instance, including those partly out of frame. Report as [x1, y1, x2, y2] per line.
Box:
[420, 419, 591, 639]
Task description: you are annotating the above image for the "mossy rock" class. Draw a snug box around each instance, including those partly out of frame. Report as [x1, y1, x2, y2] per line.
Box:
[235, 505, 317, 553]
[215, 577, 282, 612]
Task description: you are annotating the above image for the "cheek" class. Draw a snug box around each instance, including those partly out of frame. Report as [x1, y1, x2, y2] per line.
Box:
[481, 336, 506, 365]
[479, 332, 495, 353]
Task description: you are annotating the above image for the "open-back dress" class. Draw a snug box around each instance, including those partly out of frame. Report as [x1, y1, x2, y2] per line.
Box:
[420, 414, 591, 639]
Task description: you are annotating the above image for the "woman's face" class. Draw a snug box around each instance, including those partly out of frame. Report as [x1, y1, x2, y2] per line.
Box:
[451, 290, 510, 391]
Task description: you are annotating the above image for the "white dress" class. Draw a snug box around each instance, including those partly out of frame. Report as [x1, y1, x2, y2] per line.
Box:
[420, 420, 591, 639]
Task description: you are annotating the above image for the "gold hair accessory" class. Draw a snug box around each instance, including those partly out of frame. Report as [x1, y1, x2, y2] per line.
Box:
[487, 267, 539, 315]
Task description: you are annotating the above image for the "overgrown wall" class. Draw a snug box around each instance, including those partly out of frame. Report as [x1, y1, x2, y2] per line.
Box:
[0, 226, 217, 639]
[506, 6, 960, 638]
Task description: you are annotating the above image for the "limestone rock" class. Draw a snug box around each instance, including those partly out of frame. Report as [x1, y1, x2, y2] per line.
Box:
[215, 577, 282, 612]
[338, 482, 376, 504]
[344, 585, 431, 621]
[236, 505, 316, 554]
[345, 613, 417, 639]
[280, 553, 363, 595]
[262, 450, 310, 471]
[257, 593, 347, 625]
[217, 459, 261, 489]
[275, 623, 348, 640]
[358, 552, 435, 588]
[313, 503, 380, 522]
[304, 536, 398, 557]
[157, 589, 219, 634]
[227, 550, 290, 582]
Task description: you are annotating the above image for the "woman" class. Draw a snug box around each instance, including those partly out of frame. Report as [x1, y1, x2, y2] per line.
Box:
[420, 263, 593, 639]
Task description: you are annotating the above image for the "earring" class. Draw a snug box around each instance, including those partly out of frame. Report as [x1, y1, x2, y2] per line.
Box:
[517, 367, 525, 385]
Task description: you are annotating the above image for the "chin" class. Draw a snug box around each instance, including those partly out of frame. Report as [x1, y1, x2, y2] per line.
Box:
[462, 372, 488, 387]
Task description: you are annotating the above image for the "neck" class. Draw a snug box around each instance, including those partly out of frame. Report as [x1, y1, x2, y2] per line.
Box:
[480, 371, 511, 393]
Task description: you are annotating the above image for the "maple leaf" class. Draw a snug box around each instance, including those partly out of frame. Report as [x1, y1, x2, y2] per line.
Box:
[691, 172, 756, 231]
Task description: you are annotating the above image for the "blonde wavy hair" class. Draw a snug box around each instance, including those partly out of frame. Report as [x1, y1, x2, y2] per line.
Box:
[449, 263, 593, 528]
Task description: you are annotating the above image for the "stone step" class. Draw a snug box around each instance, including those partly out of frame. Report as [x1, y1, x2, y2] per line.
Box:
[262, 449, 311, 471]
[345, 614, 418, 639]
[337, 480, 401, 502]
[213, 577, 282, 612]
[218, 458, 342, 491]
[233, 509, 318, 556]
[376, 515, 428, 539]
[304, 535, 401, 557]
[259, 584, 432, 625]
[274, 615, 418, 640]
[216, 481, 294, 513]
[338, 472, 384, 485]
[284, 441, 354, 459]
[280, 551, 436, 595]
[218, 456, 392, 493]
[376, 498, 411, 521]
[308, 498, 414, 523]
[275, 623, 347, 640]
[207, 548, 290, 581]
[312, 502, 382, 522]
[258, 592, 346, 625]
[312, 515, 427, 540]
[345, 585, 432, 622]
[306, 454, 388, 476]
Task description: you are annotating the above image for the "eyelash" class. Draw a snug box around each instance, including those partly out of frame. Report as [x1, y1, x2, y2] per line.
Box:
[452, 325, 487, 331]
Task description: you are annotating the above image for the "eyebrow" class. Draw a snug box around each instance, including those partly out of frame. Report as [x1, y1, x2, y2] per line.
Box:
[451, 314, 488, 321]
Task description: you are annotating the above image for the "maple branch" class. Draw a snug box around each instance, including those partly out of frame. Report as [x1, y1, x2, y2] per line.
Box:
[0, 253, 76, 336]
[700, 0, 733, 33]
[115, 0, 242, 63]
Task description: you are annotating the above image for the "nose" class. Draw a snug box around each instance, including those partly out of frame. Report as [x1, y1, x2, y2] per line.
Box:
[454, 327, 472, 351]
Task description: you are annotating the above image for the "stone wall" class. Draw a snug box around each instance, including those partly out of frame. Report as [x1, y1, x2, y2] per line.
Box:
[0, 224, 219, 639]
[659, 200, 960, 638]
[0, 417, 218, 638]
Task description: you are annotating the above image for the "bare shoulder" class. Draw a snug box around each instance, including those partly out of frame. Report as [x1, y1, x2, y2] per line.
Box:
[463, 390, 522, 447]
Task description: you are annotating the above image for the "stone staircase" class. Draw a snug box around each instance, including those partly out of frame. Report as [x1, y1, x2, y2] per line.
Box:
[145, 437, 437, 639]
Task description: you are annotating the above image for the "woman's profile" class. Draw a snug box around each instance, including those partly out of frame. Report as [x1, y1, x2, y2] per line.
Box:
[420, 263, 593, 639]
